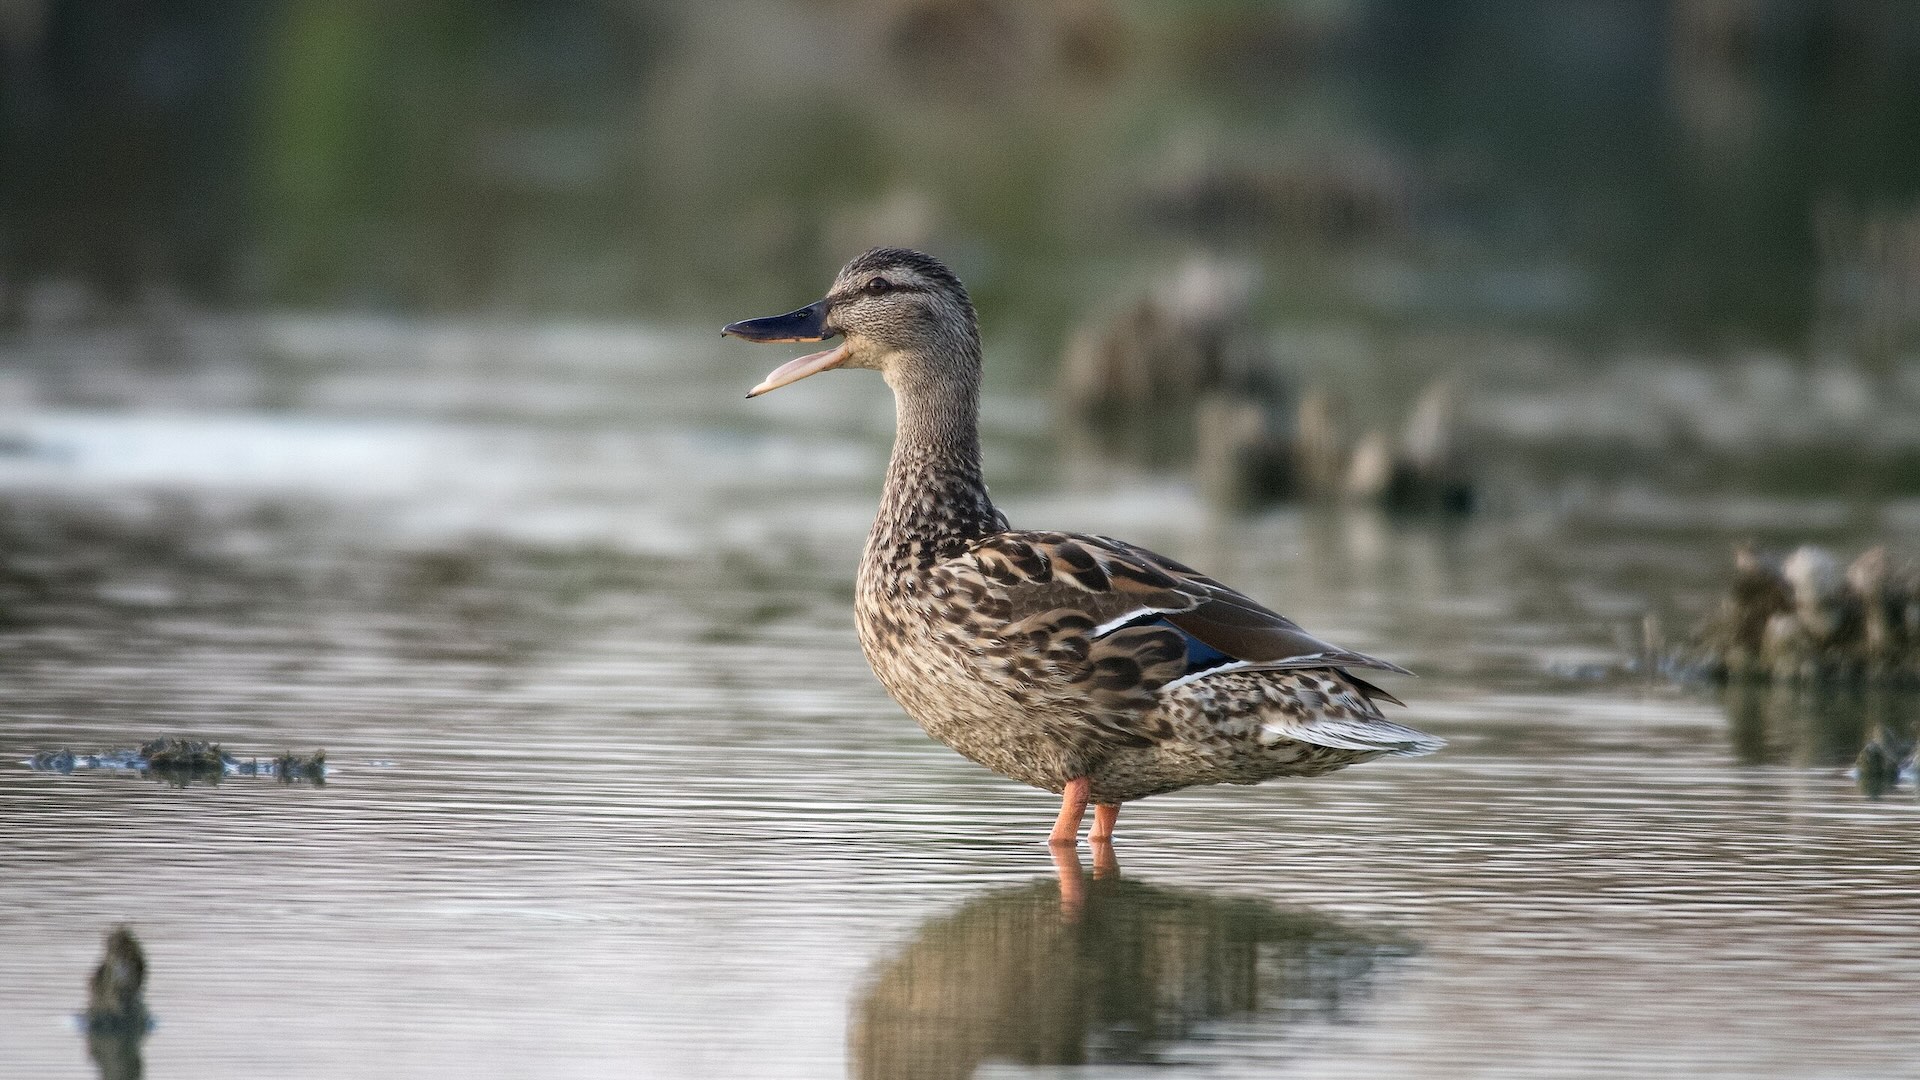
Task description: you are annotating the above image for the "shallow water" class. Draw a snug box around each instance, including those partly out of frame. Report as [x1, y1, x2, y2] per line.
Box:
[2, 319, 1917, 1079]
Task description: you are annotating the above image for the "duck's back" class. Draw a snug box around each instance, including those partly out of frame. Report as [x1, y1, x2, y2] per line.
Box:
[854, 527, 1440, 801]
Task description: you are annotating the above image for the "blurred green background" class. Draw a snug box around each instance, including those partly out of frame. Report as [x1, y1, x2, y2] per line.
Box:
[5, 10, 1920, 1077]
[6, 0, 1920, 355]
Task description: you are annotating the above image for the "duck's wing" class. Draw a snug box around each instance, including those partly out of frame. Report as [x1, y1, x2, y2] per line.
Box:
[937, 530, 1410, 748]
[1088, 534, 1412, 678]
[961, 531, 1410, 675]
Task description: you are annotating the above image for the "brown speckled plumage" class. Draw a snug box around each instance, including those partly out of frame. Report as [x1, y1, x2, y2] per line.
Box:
[727, 248, 1441, 837]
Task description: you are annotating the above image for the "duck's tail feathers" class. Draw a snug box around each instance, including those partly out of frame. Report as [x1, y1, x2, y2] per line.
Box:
[1342, 671, 1406, 708]
[1269, 714, 1446, 758]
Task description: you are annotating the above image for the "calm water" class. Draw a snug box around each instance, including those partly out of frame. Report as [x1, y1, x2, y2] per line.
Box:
[2, 318, 1917, 1079]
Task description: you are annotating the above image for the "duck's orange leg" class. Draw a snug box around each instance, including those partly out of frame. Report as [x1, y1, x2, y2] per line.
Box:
[1049, 776, 1090, 847]
[1090, 803, 1119, 844]
[1089, 803, 1120, 875]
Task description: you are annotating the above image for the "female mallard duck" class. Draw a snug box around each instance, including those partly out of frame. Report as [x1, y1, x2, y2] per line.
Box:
[724, 249, 1440, 849]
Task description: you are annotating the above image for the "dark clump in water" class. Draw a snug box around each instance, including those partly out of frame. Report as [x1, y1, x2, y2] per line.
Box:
[142, 738, 227, 773]
[1721, 679, 1920, 802]
[28, 738, 327, 786]
[849, 870, 1416, 1079]
[1057, 262, 1477, 514]
[1694, 545, 1920, 684]
[85, 926, 149, 1031]
[83, 926, 151, 1080]
[269, 749, 328, 783]
[1855, 724, 1918, 800]
[1057, 258, 1272, 425]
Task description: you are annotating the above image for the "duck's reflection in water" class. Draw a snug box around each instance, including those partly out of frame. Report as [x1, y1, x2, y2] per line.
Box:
[850, 850, 1418, 1079]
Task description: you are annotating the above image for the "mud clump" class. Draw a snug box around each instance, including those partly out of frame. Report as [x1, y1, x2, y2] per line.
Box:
[27, 738, 327, 784]
[1058, 257, 1270, 421]
[272, 748, 327, 782]
[84, 925, 152, 1080]
[140, 737, 226, 774]
[1855, 725, 1916, 799]
[1337, 381, 1475, 514]
[1696, 545, 1920, 684]
[85, 925, 150, 1033]
[1059, 260, 1475, 513]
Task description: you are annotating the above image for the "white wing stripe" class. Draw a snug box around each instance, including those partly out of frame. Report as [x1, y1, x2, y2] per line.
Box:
[1090, 608, 1179, 638]
[1160, 653, 1357, 693]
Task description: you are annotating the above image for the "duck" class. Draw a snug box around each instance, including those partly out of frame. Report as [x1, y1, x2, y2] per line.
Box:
[724, 248, 1441, 850]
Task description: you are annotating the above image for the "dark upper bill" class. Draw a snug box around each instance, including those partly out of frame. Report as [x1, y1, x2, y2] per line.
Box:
[721, 301, 831, 344]
[722, 300, 852, 397]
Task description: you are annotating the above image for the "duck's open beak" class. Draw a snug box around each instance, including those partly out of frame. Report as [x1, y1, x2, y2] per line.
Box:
[721, 300, 851, 398]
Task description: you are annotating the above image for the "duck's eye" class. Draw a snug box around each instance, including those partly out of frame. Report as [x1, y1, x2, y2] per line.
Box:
[864, 277, 892, 295]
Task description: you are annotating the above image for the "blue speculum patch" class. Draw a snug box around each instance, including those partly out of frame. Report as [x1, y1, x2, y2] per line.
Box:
[1143, 617, 1236, 676]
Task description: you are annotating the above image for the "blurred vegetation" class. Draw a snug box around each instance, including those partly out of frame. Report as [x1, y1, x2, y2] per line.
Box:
[3, 0, 1920, 354]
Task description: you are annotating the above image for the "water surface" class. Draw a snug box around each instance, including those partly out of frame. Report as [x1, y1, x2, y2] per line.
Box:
[2, 319, 1916, 1079]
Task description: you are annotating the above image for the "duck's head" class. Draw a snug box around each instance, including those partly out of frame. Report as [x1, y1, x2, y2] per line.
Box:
[724, 247, 978, 398]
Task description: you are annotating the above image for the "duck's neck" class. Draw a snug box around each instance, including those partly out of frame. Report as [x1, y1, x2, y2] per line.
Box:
[869, 357, 1003, 567]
